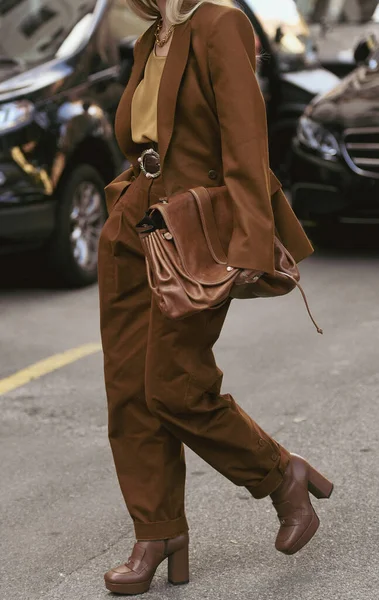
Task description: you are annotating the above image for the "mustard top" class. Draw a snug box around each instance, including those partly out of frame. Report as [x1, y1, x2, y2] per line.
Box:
[131, 49, 167, 144]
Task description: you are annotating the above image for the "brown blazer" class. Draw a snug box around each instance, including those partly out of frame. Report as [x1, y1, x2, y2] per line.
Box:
[105, 4, 313, 275]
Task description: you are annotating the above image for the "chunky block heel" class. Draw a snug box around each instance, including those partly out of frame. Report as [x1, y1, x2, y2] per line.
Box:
[168, 544, 189, 585]
[308, 465, 334, 499]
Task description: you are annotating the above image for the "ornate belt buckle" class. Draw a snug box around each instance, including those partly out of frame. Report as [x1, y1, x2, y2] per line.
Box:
[138, 148, 161, 179]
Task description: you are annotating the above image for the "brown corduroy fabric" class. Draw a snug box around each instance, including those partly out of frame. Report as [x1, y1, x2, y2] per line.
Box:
[98, 173, 290, 540]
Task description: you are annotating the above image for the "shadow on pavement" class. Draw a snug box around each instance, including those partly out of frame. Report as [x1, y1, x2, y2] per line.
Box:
[0, 249, 63, 291]
[305, 224, 379, 259]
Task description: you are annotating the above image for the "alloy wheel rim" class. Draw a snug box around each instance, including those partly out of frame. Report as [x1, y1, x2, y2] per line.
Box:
[70, 181, 105, 272]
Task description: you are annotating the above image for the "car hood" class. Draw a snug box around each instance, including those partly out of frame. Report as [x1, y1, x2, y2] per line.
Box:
[0, 59, 73, 102]
[308, 62, 379, 129]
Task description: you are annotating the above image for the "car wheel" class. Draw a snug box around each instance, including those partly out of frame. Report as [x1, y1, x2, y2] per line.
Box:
[48, 164, 107, 287]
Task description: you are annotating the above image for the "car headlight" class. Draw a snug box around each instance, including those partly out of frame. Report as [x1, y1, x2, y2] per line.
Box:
[0, 100, 35, 133]
[297, 116, 340, 160]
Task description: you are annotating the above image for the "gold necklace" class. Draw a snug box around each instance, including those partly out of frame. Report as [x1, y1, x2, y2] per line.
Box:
[155, 19, 175, 48]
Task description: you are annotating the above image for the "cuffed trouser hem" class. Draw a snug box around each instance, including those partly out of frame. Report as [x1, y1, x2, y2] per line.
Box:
[246, 446, 291, 500]
[134, 515, 189, 541]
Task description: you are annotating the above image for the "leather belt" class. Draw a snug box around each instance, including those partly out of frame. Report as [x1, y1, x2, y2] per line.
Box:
[138, 146, 161, 179]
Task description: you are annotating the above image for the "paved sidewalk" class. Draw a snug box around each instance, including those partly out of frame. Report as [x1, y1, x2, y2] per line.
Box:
[1, 247, 379, 599]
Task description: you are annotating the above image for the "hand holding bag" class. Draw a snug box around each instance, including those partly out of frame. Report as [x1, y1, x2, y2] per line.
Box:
[136, 186, 322, 333]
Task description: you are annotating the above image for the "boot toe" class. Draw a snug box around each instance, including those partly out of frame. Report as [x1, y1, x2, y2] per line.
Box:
[104, 564, 132, 584]
[275, 524, 296, 552]
[276, 512, 320, 555]
[275, 525, 303, 554]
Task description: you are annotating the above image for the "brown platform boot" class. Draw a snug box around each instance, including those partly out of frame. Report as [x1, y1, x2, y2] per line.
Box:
[104, 533, 189, 595]
[270, 454, 333, 555]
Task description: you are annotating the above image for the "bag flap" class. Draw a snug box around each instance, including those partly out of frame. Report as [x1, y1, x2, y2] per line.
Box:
[151, 189, 236, 285]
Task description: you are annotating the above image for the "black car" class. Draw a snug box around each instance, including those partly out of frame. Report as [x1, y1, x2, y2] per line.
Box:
[0, 0, 146, 286]
[241, 0, 339, 181]
[291, 40, 379, 242]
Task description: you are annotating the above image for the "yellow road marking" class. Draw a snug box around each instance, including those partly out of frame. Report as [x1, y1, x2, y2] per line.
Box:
[0, 343, 102, 396]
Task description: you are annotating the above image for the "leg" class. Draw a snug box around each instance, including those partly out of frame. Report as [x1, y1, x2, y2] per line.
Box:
[98, 177, 188, 540]
[145, 296, 290, 499]
[145, 297, 333, 555]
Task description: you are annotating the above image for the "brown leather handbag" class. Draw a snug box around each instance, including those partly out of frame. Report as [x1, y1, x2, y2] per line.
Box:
[136, 186, 322, 333]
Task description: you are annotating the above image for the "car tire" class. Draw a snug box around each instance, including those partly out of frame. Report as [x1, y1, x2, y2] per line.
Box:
[47, 164, 107, 288]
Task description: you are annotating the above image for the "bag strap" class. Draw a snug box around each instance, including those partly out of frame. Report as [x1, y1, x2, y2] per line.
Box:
[280, 273, 323, 334]
[189, 187, 228, 265]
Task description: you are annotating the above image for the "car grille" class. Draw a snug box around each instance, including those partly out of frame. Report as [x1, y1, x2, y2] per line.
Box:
[342, 127, 379, 179]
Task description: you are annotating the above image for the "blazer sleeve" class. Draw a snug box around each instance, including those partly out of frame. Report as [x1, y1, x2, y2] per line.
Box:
[104, 165, 135, 214]
[208, 8, 275, 274]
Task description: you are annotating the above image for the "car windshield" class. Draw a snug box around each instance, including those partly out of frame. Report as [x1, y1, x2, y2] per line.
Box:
[249, 0, 301, 24]
[249, 0, 310, 55]
[0, 0, 99, 67]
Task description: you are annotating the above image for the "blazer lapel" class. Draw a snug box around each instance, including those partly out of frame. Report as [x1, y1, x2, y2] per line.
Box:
[119, 22, 156, 161]
[157, 20, 191, 170]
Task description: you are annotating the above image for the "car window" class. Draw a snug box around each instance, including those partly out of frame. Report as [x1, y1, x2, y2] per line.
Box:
[0, 0, 98, 66]
[248, 0, 301, 24]
[247, 0, 309, 56]
[107, 0, 148, 41]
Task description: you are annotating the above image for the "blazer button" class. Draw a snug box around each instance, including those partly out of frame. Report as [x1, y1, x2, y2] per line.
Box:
[208, 169, 218, 180]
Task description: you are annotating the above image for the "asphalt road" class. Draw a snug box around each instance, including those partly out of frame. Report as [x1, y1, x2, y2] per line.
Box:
[1, 244, 379, 600]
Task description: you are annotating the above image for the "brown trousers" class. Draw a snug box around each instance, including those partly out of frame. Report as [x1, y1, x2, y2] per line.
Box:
[98, 172, 290, 541]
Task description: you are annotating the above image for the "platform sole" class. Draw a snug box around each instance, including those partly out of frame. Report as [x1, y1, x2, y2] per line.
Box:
[105, 577, 153, 595]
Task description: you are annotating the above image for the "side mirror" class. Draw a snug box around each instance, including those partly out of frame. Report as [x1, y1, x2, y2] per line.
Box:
[354, 34, 377, 64]
[118, 36, 137, 85]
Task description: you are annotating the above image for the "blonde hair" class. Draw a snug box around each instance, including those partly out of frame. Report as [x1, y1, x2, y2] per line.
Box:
[126, 0, 234, 25]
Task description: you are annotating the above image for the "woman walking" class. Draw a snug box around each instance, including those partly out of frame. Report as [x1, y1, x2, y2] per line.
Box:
[98, 0, 333, 594]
